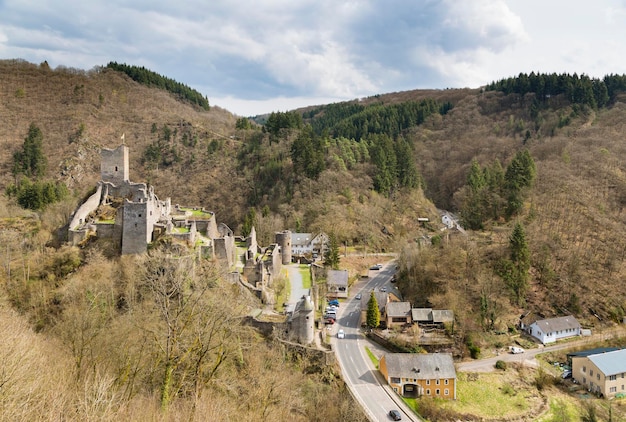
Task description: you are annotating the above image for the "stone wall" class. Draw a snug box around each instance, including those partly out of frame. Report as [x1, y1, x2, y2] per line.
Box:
[69, 183, 102, 232]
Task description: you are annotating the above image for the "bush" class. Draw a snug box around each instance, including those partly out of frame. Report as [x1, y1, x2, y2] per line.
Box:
[495, 360, 507, 370]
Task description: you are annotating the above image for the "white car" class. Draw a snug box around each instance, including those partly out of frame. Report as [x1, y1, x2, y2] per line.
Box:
[337, 329, 345, 339]
[510, 346, 525, 354]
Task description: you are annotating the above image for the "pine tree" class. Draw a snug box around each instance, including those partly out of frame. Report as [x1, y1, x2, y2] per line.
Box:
[508, 222, 530, 305]
[324, 233, 341, 269]
[13, 123, 47, 178]
[366, 292, 380, 328]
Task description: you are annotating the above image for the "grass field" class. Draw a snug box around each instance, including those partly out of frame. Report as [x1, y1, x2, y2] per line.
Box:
[299, 265, 311, 289]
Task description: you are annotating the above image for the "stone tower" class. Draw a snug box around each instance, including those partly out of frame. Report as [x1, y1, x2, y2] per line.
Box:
[101, 145, 129, 185]
[275, 230, 291, 265]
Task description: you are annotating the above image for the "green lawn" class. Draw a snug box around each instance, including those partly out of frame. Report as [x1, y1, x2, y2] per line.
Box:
[179, 207, 212, 218]
[365, 346, 379, 369]
[437, 372, 539, 419]
[298, 265, 311, 289]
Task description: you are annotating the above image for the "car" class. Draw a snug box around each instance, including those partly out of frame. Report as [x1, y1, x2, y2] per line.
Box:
[370, 264, 383, 270]
[389, 409, 402, 420]
[328, 299, 340, 306]
[391, 275, 397, 283]
[355, 293, 362, 300]
[337, 329, 345, 339]
[324, 318, 335, 325]
[380, 287, 387, 292]
[509, 346, 525, 354]
[562, 370, 572, 379]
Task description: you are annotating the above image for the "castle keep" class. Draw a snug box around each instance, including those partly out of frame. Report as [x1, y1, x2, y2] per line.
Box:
[68, 144, 234, 261]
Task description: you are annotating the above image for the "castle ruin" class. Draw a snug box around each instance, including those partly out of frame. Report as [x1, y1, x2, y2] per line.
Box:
[68, 145, 234, 261]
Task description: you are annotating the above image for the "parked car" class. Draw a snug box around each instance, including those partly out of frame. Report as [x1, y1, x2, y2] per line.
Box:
[389, 409, 402, 420]
[369, 264, 383, 270]
[355, 293, 362, 300]
[337, 329, 345, 339]
[509, 346, 525, 354]
[380, 287, 387, 292]
[562, 370, 572, 379]
[324, 318, 335, 325]
[328, 299, 340, 306]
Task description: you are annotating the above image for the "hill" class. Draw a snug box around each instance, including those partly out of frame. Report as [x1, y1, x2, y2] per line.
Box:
[2, 60, 626, 420]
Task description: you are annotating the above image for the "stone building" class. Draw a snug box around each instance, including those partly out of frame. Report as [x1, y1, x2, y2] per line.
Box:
[69, 145, 235, 262]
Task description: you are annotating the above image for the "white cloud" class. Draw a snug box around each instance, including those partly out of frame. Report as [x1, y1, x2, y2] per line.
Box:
[2, 0, 626, 115]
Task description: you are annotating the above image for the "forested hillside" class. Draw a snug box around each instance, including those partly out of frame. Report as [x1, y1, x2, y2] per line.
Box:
[3, 59, 626, 420]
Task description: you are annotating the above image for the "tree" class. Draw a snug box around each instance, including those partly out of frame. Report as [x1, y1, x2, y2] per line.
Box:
[366, 292, 380, 328]
[499, 222, 530, 305]
[242, 207, 257, 238]
[12, 123, 47, 178]
[324, 233, 340, 269]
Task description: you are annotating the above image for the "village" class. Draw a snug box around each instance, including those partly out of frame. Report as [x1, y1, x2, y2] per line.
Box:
[68, 144, 626, 420]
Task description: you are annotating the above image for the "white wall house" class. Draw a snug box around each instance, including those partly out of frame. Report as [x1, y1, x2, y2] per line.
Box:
[527, 316, 581, 344]
[291, 232, 328, 256]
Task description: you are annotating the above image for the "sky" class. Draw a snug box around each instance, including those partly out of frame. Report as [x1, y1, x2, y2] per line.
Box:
[2, 0, 626, 116]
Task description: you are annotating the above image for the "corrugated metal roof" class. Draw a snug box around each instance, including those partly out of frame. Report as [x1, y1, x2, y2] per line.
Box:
[567, 347, 620, 359]
[383, 353, 456, 380]
[588, 349, 626, 376]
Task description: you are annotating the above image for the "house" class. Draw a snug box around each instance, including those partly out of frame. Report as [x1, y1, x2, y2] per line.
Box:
[379, 353, 457, 399]
[326, 269, 349, 299]
[290, 232, 329, 257]
[571, 349, 626, 398]
[411, 308, 455, 327]
[360, 291, 391, 326]
[526, 315, 581, 344]
[385, 302, 411, 328]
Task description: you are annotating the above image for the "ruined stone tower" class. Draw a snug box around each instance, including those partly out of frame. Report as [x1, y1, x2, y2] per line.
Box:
[275, 230, 291, 265]
[101, 144, 129, 184]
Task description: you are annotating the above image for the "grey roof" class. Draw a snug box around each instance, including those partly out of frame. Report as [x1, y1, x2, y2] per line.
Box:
[411, 308, 433, 322]
[361, 292, 388, 313]
[568, 348, 620, 359]
[432, 310, 454, 323]
[383, 353, 456, 380]
[588, 349, 626, 376]
[327, 269, 349, 287]
[533, 316, 581, 333]
[386, 302, 411, 317]
[291, 233, 312, 247]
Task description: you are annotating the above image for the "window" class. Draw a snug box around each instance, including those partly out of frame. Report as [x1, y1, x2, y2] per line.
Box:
[444, 379, 449, 385]
[436, 389, 440, 395]
[597, 374, 600, 381]
[444, 389, 449, 396]
[436, 379, 440, 385]
[610, 387, 617, 393]
[609, 375, 617, 381]
[391, 377, 401, 384]
[590, 370, 593, 376]
[426, 380, 430, 385]
[426, 389, 430, 395]
[583, 366, 586, 373]
[583, 377, 587, 384]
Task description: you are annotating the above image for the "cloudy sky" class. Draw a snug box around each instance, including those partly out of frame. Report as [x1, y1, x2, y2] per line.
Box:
[1, 0, 626, 116]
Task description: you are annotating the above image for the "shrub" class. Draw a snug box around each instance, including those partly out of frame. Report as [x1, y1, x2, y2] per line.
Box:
[495, 360, 507, 370]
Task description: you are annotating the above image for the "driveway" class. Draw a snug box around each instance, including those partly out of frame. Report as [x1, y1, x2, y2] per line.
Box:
[287, 264, 309, 304]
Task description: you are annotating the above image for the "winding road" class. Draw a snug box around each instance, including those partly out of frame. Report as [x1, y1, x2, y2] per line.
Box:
[332, 263, 422, 422]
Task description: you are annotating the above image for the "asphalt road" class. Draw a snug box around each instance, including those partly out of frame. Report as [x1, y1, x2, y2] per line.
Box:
[458, 325, 626, 373]
[333, 263, 421, 422]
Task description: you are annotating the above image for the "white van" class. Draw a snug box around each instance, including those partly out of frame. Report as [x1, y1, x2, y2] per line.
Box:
[509, 346, 525, 354]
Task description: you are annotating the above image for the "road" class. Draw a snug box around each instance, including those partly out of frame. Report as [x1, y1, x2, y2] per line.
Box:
[458, 325, 626, 373]
[333, 263, 421, 422]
